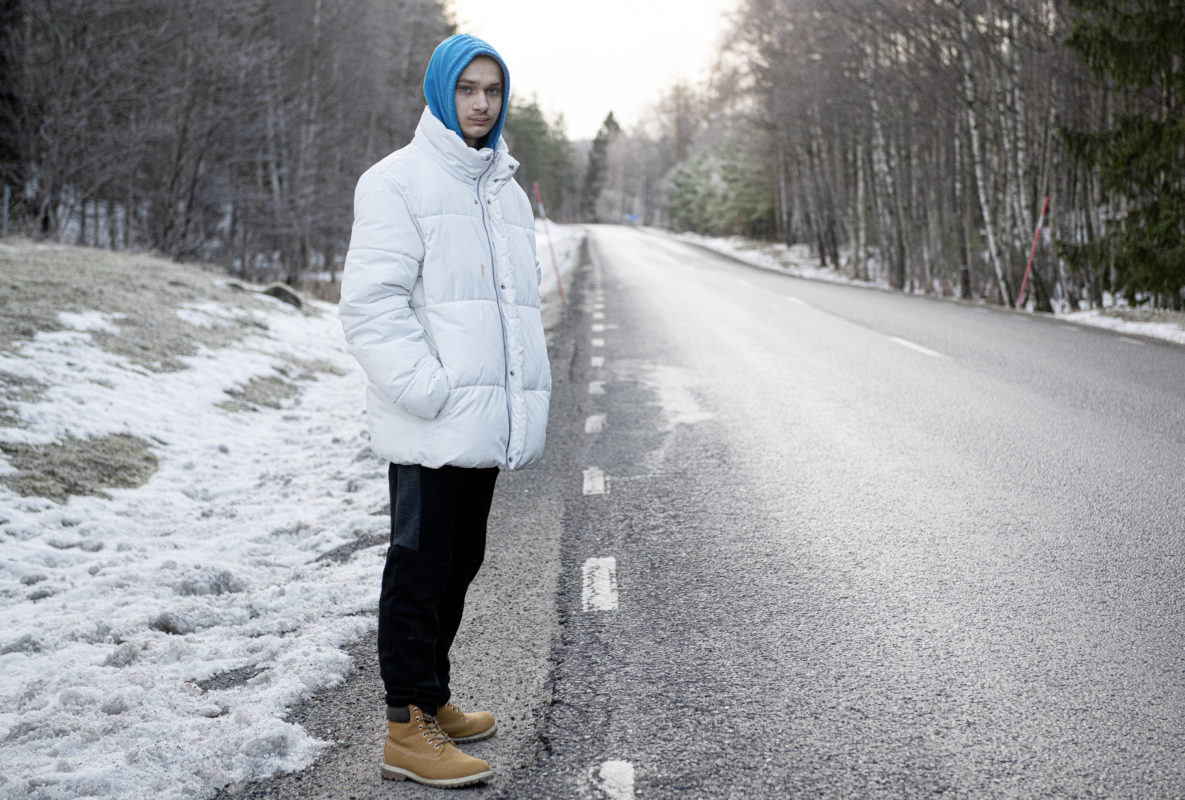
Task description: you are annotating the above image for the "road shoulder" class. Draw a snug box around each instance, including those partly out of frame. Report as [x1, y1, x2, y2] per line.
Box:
[214, 261, 586, 799]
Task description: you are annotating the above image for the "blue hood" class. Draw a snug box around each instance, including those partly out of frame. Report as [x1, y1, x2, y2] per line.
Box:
[423, 34, 510, 149]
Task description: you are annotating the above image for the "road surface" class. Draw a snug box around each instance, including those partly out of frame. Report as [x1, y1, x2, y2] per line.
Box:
[508, 226, 1185, 799]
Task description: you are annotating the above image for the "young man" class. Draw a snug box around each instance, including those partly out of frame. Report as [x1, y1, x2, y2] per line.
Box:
[339, 34, 550, 788]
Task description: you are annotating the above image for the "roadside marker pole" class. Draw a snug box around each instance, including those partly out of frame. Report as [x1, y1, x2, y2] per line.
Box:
[1016, 196, 1049, 309]
[532, 182, 566, 305]
[2, 185, 9, 239]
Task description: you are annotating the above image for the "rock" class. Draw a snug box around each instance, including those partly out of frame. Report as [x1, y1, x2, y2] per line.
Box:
[150, 611, 196, 635]
[260, 283, 304, 309]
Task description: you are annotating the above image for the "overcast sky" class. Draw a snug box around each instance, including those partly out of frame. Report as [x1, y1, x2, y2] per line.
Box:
[444, 0, 738, 140]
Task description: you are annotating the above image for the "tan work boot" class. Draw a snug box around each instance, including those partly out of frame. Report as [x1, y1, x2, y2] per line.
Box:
[435, 700, 498, 743]
[381, 704, 493, 787]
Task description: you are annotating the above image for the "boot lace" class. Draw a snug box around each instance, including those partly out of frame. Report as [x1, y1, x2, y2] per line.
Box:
[418, 713, 451, 750]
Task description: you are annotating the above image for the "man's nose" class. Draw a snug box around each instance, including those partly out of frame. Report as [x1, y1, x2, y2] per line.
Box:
[473, 92, 489, 112]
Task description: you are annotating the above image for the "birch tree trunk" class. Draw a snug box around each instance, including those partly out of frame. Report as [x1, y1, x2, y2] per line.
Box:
[852, 142, 869, 281]
[958, 3, 1011, 305]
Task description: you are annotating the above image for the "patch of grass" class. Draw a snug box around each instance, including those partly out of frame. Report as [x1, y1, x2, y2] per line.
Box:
[0, 371, 47, 427]
[215, 359, 344, 413]
[217, 374, 302, 413]
[196, 664, 264, 692]
[0, 242, 283, 371]
[276, 356, 346, 380]
[0, 433, 159, 503]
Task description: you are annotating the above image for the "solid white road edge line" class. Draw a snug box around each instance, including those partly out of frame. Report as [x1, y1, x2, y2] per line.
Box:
[889, 336, 943, 358]
[583, 467, 606, 495]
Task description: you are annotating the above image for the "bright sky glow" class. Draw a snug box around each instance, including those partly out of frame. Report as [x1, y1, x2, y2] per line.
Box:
[445, 0, 738, 140]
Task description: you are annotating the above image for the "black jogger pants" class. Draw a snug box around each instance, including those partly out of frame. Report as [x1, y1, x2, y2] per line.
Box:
[377, 463, 498, 714]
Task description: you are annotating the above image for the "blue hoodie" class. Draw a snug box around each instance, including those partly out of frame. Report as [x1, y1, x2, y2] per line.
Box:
[423, 34, 510, 149]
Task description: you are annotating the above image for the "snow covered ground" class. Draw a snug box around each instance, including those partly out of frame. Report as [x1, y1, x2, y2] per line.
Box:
[674, 230, 1185, 347]
[0, 222, 583, 800]
[537, 218, 583, 322]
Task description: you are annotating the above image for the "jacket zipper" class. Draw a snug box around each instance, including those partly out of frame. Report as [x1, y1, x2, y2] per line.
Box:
[476, 159, 515, 465]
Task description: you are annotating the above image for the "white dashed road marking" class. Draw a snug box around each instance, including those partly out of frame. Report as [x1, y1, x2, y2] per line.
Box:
[581, 558, 618, 612]
[583, 467, 606, 495]
[889, 336, 943, 358]
[785, 295, 805, 305]
[577, 286, 634, 797]
[590, 759, 635, 799]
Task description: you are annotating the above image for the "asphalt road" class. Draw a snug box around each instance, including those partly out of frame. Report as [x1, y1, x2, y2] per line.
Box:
[506, 226, 1185, 799]
[222, 225, 1185, 799]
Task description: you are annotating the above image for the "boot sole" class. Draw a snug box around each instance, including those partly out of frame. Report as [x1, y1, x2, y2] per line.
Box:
[449, 722, 498, 744]
[381, 763, 493, 787]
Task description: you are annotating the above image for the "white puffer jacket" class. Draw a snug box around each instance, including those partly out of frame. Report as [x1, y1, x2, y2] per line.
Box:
[339, 107, 551, 470]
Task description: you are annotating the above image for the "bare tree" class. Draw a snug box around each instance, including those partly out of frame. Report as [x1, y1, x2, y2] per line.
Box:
[633, 0, 1163, 308]
[3, 0, 453, 283]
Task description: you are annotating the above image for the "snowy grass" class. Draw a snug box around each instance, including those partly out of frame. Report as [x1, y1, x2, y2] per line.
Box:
[0, 245, 395, 799]
[0, 242, 270, 372]
[1058, 307, 1185, 346]
[0, 225, 582, 800]
[670, 230, 887, 290]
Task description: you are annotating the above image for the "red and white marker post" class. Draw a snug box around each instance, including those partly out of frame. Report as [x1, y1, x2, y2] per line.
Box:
[532, 182, 566, 305]
[1016, 196, 1050, 309]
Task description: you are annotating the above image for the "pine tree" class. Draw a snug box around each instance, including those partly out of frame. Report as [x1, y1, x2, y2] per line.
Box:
[1059, 0, 1185, 309]
[579, 112, 620, 222]
[503, 100, 577, 221]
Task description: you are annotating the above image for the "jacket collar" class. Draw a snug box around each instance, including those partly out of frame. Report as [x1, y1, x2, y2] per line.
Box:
[412, 106, 520, 185]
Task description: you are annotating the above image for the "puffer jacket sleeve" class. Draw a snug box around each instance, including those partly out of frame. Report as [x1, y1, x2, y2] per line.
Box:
[339, 168, 450, 420]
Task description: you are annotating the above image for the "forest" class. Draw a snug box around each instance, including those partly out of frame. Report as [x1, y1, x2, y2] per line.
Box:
[2, 0, 1182, 310]
[608, 0, 1184, 311]
[0, 0, 582, 286]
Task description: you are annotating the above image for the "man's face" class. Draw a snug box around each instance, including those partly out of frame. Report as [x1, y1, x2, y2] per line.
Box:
[454, 56, 503, 148]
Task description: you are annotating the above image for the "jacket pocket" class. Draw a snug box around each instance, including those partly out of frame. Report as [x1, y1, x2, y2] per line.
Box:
[395, 355, 450, 419]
